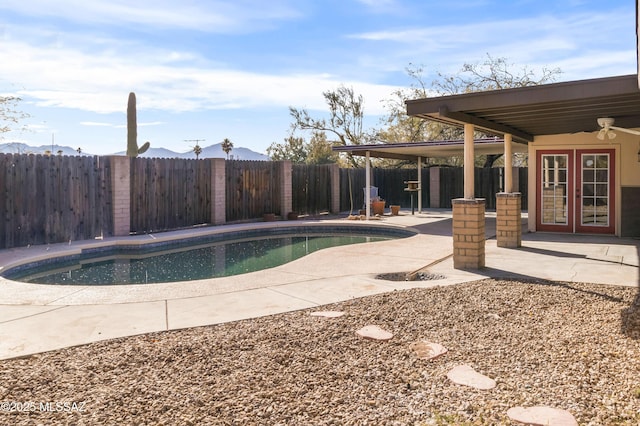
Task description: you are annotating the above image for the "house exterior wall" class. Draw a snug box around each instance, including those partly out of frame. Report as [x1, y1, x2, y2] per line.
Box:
[528, 131, 640, 236]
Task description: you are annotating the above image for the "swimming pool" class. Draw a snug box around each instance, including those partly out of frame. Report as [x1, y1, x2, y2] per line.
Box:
[2, 225, 414, 285]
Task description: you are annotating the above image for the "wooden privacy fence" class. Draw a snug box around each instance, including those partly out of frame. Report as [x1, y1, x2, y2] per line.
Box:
[130, 157, 211, 233]
[0, 153, 528, 250]
[340, 166, 528, 212]
[292, 164, 333, 215]
[0, 154, 113, 248]
[226, 160, 283, 221]
[339, 168, 431, 212]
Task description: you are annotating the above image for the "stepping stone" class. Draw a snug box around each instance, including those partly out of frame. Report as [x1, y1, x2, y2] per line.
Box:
[410, 340, 448, 360]
[309, 310, 345, 318]
[507, 406, 578, 426]
[355, 325, 393, 341]
[446, 365, 496, 390]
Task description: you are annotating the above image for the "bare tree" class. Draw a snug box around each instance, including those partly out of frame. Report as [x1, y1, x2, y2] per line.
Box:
[289, 85, 368, 167]
[0, 95, 29, 138]
[380, 55, 562, 167]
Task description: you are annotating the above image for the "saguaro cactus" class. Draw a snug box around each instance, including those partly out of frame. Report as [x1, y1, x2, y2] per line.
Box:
[126, 92, 150, 157]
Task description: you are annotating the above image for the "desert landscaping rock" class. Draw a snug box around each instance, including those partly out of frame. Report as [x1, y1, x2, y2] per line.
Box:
[410, 340, 448, 360]
[446, 364, 497, 390]
[309, 310, 345, 318]
[507, 405, 578, 426]
[1, 279, 639, 425]
[355, 324, 393, 340]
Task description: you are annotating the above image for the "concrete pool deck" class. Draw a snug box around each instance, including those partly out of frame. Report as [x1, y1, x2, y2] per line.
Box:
[0, 209, 638, 359]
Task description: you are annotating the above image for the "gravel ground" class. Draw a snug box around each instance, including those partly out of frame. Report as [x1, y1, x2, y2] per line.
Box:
[1, 278, 640, 425]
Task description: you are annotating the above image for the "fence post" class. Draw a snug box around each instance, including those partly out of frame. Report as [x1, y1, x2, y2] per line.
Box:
[429, 167, 440, 208]
[280, 160, 292, 217]
[329, 164, 340, 213]
[210, 158, 226, 225]
[109, 156, 131, 236]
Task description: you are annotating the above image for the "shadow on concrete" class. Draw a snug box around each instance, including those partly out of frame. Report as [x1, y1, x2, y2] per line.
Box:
[411, 218, 453, 236]
[515, 245, 587, 259]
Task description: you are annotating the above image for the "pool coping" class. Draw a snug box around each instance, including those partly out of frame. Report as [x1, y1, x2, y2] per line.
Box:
[1, 221, 416, 283]
[0, 218, 438, 306]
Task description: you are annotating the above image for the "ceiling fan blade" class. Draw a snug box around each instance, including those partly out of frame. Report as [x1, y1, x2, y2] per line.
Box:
[597, 129, 606, 140]
[610, 125, 640, 136]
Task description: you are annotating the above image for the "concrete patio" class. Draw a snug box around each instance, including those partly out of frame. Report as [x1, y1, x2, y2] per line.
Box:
[0, 209, 638, 360]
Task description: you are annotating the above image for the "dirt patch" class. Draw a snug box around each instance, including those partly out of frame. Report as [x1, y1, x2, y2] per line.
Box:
[376, 271, 446, 281]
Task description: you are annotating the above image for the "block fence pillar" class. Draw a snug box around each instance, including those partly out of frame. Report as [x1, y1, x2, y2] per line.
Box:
[329, 163, 340, 213]
[210, 158, 226, 225]
[452, 198, 485, 269]
[109, 156, 131, 236]
[279, 160, 292, 217]
[496, 192, 522, 248]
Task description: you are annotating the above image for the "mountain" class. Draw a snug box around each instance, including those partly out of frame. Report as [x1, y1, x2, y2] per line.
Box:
[0, 143, 84, 156]
[0, 142, 270, 160]
[176, 143, 269, 161]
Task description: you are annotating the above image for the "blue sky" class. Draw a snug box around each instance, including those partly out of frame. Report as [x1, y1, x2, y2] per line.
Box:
[0, 0, 636, 155]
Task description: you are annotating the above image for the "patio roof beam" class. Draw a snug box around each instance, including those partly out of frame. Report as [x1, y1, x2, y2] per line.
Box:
[437, 107, 534, 143]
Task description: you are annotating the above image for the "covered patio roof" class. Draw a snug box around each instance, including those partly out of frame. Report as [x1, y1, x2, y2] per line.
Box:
[332, 138, 526, 161]
[405, 74, 640, 143]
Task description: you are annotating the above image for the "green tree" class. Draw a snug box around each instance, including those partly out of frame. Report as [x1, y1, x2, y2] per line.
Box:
[267, 132, 340, 165]
[306, 132, 339, 165]
[289, 85, 368, 166]
[267, 136, 307, 163]
[193, 144, 202, 159]
[221, 138, 233, 159]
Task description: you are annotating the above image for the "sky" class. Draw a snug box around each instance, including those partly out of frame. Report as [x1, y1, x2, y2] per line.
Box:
[0, 0, 637, 156]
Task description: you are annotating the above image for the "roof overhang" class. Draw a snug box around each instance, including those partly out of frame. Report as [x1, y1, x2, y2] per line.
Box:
[332, 138, 526, 161]
[405, 74, 640, 143]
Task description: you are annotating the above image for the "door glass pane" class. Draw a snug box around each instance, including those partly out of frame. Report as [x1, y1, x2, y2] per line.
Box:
[541, 154, 568, 225]
[581, 153, 609, 227]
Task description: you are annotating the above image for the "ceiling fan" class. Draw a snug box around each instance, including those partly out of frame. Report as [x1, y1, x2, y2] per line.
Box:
[597, 117, 640, 140]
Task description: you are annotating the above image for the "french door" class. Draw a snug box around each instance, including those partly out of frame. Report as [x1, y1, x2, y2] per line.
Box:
[536, 149, 615, 234]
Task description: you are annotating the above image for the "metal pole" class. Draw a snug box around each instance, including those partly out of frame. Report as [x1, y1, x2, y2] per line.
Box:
[417, 156, 422, 213]
[365, 151, 371, 219]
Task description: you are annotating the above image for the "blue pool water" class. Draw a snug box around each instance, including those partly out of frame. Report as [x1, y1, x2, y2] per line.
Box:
[4, 227, 412, 285]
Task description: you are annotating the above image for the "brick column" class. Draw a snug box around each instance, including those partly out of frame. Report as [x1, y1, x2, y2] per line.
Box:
[329, 163, 340, 213]
[109, 156, 131, 236]
[210, 158, 226, 225]
[496, 192, 522, 248]
[279, 160, 292, 217]
[429, 167, 440, 208]
[452, 198, 485, 269]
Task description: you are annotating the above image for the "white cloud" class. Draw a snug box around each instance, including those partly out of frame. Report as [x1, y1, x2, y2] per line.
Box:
[348, 8, 635, 79]
[0, 0, 302, 33]
[2, 30, 400, 118]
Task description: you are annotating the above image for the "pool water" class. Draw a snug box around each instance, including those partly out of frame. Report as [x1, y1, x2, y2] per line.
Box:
[10, 234, 390, 285]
